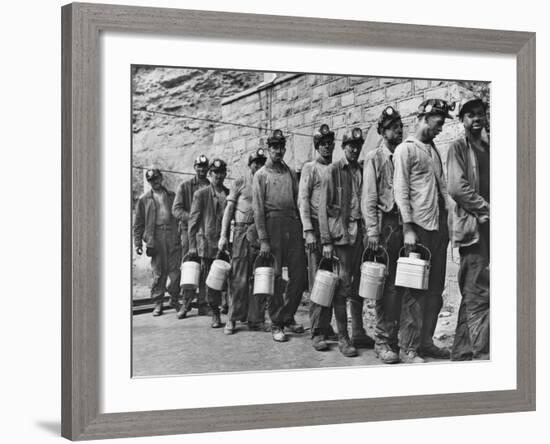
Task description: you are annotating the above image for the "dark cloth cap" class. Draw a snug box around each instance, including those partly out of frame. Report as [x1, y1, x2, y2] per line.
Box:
[418, 98, 454, 119]
[145, 168, 162, 181]
[377, 106, 403, 134]
[458, 97, 486, 119]
[342, 127, 365, 147]
[267, 129, 286, 146]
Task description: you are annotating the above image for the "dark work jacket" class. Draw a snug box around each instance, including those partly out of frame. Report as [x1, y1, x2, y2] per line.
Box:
[447, 136, 490, 248]
[133, 187, 179, 249]
[188, 184, 230, 258]
[318, 158, 362, 246]
[172, 176, 210, 225]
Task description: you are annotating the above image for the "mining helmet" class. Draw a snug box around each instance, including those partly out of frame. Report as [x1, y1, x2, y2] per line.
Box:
[313, 124, 335, 149]
[342, 127, 365, 147]
[248, 148, 267, 166]
[457, 97, 486, 119]
[209, 158, 227, 173]
[377, 106, 403, 134]
[267, 129, 286, 147]
[145, 168, 162, 182]
[194, 154, 209, 167]
[417, 99, 455, 119]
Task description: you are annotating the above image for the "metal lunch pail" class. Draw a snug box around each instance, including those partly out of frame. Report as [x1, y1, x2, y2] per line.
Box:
[395, 243, 431, 290]
[310, 257, 340, 307]
[206, 250, 231, 291]
[358, 247, 388, 300]
[253, 254, 275, 296]
[180, 253, 201, 290]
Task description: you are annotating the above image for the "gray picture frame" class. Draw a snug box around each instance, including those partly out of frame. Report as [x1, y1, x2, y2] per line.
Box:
[61, 2, 536, 440]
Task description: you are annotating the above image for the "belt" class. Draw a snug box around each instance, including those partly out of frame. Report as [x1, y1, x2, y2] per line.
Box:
[234, 221, 254, 227]
[266, 209, 299, 219]
[155, 224, 172, 231]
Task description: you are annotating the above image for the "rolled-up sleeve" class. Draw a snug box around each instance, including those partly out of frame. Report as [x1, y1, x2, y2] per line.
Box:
[393, 144, 413, 224]
[362, 153, 381, 237]
[298, 163, 314, 233]
[227, 177, 244, 204]
[252, 172, 268, 241]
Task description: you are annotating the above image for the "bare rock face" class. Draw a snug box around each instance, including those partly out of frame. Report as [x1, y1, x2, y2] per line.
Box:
[132, 67, 263, 198]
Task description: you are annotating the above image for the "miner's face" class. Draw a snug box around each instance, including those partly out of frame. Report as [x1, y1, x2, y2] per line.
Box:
[462, 104, 487, 136]
[383, 120, 404, 146]
[268, 143, 286, 163]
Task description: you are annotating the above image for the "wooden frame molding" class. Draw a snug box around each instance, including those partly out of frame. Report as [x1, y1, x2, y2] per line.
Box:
[61, 3, 535, 440]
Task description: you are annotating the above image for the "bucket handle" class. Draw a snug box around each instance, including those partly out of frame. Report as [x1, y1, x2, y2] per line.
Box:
[253, 253, 276, 270]
[398, 243, 431, 263]
[318, 256, 340, 274]
[183, 253, 200, 263]
[216, 249, 231, 262]
[362, 246, 389, 268]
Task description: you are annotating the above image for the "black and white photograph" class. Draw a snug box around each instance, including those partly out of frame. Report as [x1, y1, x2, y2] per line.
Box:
[131, 67, 491, 377]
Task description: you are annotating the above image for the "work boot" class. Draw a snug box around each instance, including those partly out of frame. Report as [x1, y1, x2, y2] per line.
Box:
[338, 335, 358, 358]
[176, 305, 188, 319]
[224, 320, 235, 335]
[375, 343, 400, 364]
[152, 302, 163, 317]
[284, 319, 305, 334]
[351, 333, 375, 349]
[399, 349, 425, 364]
[420, 344, 451, 359]
[312, 335, 329, 352]
[271, 327, 288, 343]
[168, 298, 181, 312]
[211, 311, 222, 329]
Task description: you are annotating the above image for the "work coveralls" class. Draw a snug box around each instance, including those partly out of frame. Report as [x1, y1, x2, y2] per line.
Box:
[134, 187, 182, 305]
[393, 136, 449, 353]
[362, 144, 405, 350]
[252, 159, 307, 330]
[226, 173, 263, 326]
[298, 157, 334, 337]
[188, 184, 229, 314]
[172, 175, 210, 308]
[318, 157, 367, 341]
[447, 136, 490, 360]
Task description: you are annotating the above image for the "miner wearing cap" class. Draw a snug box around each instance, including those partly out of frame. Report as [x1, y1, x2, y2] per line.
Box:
[298, 124, 338, 350]
[218, 148, 267, 334]
[362, 106, 405, 364]
[172, 155, 211, 317]
[318, 127, 375, 357]
[447, 97, 490, 361]
[186, 159, 230, 327]
[393, 98, 453, 363]
[134, 169, 182, 316]
[252, 129, 307, 342]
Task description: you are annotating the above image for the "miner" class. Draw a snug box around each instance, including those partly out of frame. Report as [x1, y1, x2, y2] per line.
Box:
[252, 129, 307, 342]
[393, 98, 453, 363]
[134, 169, 182, 316]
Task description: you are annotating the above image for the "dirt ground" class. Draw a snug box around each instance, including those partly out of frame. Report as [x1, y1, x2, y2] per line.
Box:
[132, 248, 461, 377]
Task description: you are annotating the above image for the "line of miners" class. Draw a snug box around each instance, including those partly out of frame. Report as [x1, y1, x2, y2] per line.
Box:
[133, 97, 490, 364]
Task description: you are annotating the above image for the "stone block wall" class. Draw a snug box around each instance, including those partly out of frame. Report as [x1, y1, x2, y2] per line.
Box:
[213, 74, 487, 179]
